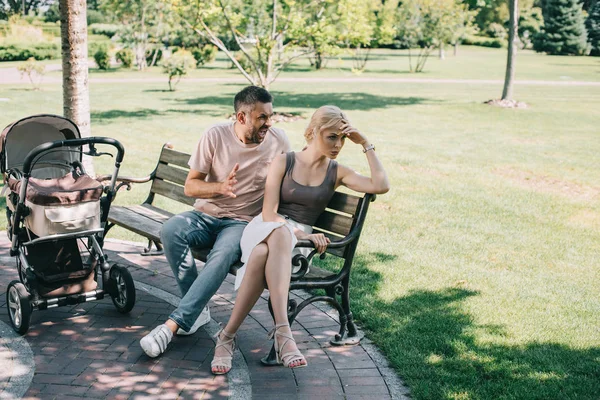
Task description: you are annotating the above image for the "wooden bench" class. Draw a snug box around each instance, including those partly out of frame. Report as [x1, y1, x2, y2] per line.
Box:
[105, 144, 375, 361]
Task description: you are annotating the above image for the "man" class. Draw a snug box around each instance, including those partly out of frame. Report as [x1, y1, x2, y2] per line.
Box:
[140, 86, 290, 357]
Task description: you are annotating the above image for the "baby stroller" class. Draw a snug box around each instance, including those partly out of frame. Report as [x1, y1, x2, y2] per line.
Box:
[1, 114, 136, 334]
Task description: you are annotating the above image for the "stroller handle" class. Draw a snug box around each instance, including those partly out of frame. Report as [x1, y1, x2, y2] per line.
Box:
[22, 137, 125, 176]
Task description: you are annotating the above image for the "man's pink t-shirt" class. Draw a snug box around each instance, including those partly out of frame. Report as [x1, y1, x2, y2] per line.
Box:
[188, 122, 290, 221]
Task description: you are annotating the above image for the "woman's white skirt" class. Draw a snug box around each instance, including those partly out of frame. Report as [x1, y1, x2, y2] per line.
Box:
[235, 213, 312, 290]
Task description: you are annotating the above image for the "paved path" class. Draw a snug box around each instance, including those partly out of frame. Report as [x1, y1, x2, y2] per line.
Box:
[0, 235, 409, 399]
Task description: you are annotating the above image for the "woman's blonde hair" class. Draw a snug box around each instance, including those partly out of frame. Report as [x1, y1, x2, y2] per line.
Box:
[304, 105, 349, 142]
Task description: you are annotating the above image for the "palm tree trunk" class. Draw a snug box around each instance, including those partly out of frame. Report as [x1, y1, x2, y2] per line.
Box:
[60, 0, 94, 175]
[502, 0, 519, 100]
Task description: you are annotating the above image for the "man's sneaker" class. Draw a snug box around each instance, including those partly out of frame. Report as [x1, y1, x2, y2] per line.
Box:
[140, 324, 173, 358]
[177, 306, 211, 336]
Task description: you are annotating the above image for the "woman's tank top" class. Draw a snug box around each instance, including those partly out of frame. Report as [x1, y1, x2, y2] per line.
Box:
[277, 152, 338, 226]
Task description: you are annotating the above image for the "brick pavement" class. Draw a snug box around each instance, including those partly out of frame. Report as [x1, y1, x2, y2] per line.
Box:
[0, 236, 409, 399]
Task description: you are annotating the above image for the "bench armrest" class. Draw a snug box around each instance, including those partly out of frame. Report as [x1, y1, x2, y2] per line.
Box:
[96, 174, 153, 184]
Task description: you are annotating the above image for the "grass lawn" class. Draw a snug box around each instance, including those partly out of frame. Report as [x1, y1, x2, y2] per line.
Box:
[0, 47, 599, 399]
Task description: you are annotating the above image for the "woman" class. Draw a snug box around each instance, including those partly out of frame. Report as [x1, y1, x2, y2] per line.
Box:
[211, 105, 390, 374]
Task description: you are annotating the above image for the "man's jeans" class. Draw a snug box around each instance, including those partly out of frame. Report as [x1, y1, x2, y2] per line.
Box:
[160, 210, 247, 332]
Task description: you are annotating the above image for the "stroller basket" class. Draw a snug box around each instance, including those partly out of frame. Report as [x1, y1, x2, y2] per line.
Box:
[7, 171, 103, 237]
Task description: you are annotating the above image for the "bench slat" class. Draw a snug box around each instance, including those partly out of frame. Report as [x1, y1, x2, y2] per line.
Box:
[108, 206, 162, 242]
[151, 179, 195, 206]
[326, 192, 361, 216]
[127, 204, 174, 223]
[160, 147, 190, 169]
[314, 210, 353, 237]
[156, 163, 188, 186]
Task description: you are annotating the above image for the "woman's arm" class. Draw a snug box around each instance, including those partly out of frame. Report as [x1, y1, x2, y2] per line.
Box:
[261, 153, 287, 223]
[337, 124, 390, 194]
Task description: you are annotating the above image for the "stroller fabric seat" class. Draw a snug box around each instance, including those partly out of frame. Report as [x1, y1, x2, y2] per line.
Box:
[8, 171, 103, 206]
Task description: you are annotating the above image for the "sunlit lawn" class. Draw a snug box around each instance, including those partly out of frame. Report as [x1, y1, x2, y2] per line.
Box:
[0, 47, 599, 399]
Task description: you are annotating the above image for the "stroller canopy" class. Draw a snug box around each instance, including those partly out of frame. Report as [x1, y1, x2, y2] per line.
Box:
[1, 115, 82, 177]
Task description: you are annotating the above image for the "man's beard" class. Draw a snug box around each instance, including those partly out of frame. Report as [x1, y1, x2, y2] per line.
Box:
[247, 126, 267, 144]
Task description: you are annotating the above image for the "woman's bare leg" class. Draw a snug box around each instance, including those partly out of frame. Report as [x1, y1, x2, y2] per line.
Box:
[264, 227, 306, 368]
[212, 243, 269, 374]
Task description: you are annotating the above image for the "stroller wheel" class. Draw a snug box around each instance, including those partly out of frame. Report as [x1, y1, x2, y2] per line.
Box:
[109, 264, 136, 313]
[6, 280, 32, 335]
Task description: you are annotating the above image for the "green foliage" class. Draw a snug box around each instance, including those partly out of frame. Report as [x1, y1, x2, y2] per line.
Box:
[88, 23, 119, 38]
[87, 9, 107, 25]
[16, 57, 45, 89]
[145, 47, 163, 66]
[43, 2, 60, 23]
[533, 0, 589, 55]
[586, 0, 600, 56]
[486, 22, 507, 39]
[94, 45, 111, 70]
[116, 48, 134, 68]
[102, 0, 178, 70]
[191, 44, 217, 67]
[0, 42, 59, 61]
[519, 7, 543, 49]
[161, 49, 196, 91]
[396, 0, 475, 72]
[462, 34, 505, 47]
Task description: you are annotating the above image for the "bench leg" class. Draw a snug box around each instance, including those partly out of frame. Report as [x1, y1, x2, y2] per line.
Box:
[330, 276, 363, 346]
[141, 240, 164, 256]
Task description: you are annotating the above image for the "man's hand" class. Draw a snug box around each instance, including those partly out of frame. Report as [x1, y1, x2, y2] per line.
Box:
[219, 163, 239, 198]
[307, 233, 331, 254]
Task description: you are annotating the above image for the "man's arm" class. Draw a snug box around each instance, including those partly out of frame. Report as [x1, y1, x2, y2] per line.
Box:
[184, 164, 239, 199]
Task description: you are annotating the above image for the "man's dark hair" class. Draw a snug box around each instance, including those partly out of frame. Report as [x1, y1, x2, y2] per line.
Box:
[234, 86, 273, 113]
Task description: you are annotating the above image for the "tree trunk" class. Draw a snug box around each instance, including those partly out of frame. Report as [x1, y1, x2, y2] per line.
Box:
[439, 44, 445, 60]
[60, 0, 94, 175]
[502, 0, 519, 100]
[454, 42, 458, 56]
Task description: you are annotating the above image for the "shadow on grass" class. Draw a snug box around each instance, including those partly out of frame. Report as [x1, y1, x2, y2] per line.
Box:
[177, 92, 437, 111]
[91, 107, 225, 122]
[313, 253, 600, 399]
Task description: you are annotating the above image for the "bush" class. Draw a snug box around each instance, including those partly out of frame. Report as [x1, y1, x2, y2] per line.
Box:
[88, 23, 119, 38]
[486, 23, 507, 40]
[17, 57, 45, 90]
[93, 46, 111, 70]
[231, 51, 252, 70]
[88, 38, 111, 57]
[161, 49, 196, 91]
[191, 44, 218, 67]
[116, 48, 134, 68]
[462, 35, 504, 48]
[0, 42, 60, 61]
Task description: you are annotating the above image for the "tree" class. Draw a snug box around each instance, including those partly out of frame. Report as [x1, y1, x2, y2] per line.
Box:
[396, 0, 474, 72]
[60, 0, 94, 175]
[101, 0, 175, 70]
[337, 0, 377, 72]
[533, 0, 588, 55]
[176, 0, 313, 89]
[0, 0, 50, 17]
[502, 0, 518, 100]
[586, 0, 600, 56]
[287, 0, 339, 70]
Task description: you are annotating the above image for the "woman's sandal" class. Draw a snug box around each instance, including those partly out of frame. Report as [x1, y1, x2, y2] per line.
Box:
[211, 328, 236, 375]
[268, 323, 307, 369]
